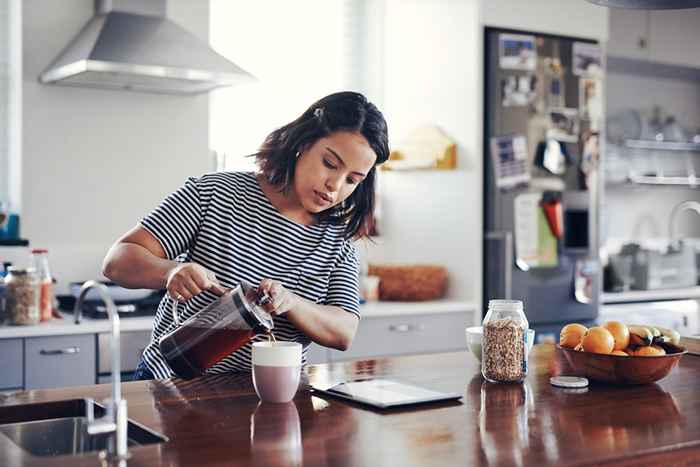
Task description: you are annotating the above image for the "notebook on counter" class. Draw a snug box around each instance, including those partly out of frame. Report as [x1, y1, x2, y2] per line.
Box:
[311, 378, 462, 409]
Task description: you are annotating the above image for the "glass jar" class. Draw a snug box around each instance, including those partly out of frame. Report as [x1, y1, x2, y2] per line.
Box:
[481, 299, 529, 383]
[5, 267, 40, 325]
[30, 248, 53, 321]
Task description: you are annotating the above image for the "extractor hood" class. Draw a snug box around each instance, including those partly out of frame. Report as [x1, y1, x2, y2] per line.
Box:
[39, 0, 255, 95]
[585, 0, 700, 8]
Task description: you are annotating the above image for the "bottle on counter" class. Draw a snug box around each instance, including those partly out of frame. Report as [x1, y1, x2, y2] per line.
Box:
[481, 299, 529, 383]
[5, 267, 40, 325]
[30, 249, 54, 322]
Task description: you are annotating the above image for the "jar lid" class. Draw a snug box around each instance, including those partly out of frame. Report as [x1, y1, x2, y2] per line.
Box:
[31, 248, 48, 254]
[549, 376, 589, 388]
[488, 299, 524, 312]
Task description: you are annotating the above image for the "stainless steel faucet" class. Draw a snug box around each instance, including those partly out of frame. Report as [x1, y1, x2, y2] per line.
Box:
[73, 280, 128, 460]
[669, 200, 700, 250]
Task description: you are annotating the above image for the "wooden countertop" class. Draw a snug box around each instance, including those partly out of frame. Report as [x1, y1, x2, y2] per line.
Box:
[2, 344, 700, 466]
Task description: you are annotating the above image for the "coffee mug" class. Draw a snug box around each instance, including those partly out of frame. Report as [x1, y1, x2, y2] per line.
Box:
[252, 342, 302, 403]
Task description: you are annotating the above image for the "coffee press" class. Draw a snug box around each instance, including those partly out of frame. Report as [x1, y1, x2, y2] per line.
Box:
[159, 281, 273, 379]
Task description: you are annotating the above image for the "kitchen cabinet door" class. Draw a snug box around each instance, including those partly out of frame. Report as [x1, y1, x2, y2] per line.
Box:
[649, 10, 700, 69]
[25, 334, 96, 390]
[0, 339, 23, 389]
[329, 312, 470, 362]
[607, 9, 650, 61]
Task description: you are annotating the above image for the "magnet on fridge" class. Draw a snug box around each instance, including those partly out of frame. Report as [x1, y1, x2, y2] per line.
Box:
[540, 194, 564, 239]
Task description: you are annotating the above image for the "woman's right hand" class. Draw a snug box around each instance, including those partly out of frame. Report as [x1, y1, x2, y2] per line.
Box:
[165, 263, 226, 301]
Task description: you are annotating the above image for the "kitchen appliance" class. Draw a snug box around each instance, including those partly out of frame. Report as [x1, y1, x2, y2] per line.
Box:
[39, 0, 255, 94]
[60, 281, 165, 319]
[159, 281, 273, 379]
[483, 28, 602, 342]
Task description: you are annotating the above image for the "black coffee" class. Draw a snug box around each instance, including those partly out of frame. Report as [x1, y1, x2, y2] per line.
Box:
[159, 325, 253, 379]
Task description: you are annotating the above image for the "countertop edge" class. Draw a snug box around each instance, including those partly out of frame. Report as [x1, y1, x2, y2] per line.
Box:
[0, 300, 477, 339]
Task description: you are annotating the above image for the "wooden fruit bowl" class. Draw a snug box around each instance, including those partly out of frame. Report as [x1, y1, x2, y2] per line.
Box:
[557, 343, 687, 385]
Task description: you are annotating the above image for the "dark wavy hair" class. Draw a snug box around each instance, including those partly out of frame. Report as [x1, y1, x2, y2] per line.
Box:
[254, 91, 389, 240]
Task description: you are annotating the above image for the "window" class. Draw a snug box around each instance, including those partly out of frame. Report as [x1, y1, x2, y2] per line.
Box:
[209, 0, 380, 172]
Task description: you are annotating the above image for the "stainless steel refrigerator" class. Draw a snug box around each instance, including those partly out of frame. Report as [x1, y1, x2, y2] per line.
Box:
[483, 27, 602, 342]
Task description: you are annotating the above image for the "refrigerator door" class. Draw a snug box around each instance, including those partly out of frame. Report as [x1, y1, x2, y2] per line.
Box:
[483, 28, 600, 329]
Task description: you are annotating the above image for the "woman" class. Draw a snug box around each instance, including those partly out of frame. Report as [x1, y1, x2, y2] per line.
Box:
[103, 91, 389, 380]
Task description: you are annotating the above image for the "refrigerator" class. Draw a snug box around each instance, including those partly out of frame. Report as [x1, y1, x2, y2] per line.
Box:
[483, 27, 603, 343]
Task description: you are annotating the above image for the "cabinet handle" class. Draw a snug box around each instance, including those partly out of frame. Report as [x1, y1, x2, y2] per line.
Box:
[40, 347, 80, 356]
[388, 324, 424, 333]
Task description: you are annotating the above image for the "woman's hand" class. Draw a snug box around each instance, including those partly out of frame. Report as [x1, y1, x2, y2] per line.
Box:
[166, 263, 226, 301]
[258, 279, 299, 316]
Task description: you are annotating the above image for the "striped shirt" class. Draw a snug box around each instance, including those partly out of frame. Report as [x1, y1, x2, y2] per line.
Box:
[139, 171, 360, 378]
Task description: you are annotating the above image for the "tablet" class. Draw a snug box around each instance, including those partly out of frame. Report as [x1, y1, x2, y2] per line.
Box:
[311, 378, 462, 409]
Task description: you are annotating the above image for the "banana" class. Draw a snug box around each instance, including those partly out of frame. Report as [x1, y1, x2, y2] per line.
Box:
[630, 324, 660, 338]
[627, 325, 653, 346]
[652, 325, 681, 346]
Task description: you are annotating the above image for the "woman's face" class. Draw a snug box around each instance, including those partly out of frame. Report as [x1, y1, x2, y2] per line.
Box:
[293, 131, 377, 214]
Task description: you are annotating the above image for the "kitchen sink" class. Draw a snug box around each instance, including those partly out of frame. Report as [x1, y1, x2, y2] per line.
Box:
[0, 398, 166, 457]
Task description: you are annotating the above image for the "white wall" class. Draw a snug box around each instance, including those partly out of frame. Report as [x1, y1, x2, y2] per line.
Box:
[481, 0, 608, 41]
[363, 0, 608, 309]
[362, 0, 481, 304]
[20, 0, 211, 293]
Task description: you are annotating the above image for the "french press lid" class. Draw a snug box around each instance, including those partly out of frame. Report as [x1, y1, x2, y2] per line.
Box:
[233, 281, 274, 334]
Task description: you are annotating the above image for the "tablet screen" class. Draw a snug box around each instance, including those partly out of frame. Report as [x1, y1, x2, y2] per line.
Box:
[322, 379, 460, 407]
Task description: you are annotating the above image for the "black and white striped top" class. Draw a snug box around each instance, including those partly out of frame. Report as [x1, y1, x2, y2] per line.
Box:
[139, 171, 360, 378]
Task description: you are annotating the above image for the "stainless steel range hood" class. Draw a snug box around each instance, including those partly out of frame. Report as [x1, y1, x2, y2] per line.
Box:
[39, 0, 255, 95]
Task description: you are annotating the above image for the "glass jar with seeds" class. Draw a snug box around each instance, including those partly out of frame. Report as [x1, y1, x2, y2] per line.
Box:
[481, 299, 529, 383]
[5, 267, 40, 326]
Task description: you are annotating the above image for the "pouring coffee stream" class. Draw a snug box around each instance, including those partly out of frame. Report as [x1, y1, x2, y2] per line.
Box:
[159, 281, 276, 379]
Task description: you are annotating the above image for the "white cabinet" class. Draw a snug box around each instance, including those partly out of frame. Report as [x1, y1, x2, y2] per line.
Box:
[0, 339, 23, 389]
[607, 8, 700, 69]
[329, 312, 471, 363]
[24, 334, 96, 390]
[648, 10, 700, 69]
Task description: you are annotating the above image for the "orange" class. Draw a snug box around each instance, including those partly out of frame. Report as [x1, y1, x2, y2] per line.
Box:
[581, 327, 615, 354]
[603, 321, 630, 351]
[560, 323, 588, 349]
[610, 350, 628, 357]
[632, 345, 666, 357]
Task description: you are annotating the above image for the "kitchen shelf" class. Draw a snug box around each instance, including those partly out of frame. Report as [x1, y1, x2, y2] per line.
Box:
[625, 139, 700, 152]
[606, 139, 700, 187]
[602, 287, 700, 304]
[627, 174, 700, 186]
[0, 239, 29, 247]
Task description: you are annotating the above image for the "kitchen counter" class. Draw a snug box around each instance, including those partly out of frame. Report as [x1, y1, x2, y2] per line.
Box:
[602, 287, 700, 304]
[0, 300, 476, 339]
[2, 344, 700, 466]
[0, 314, 155, 338]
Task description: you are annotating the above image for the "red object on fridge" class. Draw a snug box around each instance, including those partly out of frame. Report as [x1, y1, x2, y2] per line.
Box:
[541, 200, 563, 239]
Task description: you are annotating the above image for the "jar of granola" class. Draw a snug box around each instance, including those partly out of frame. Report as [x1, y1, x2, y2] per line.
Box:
[481, 299, 529, 383]
[5, 267, 40, 325]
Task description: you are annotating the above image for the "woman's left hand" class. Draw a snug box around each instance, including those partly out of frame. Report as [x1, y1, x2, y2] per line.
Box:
[258, 279, 299, 316]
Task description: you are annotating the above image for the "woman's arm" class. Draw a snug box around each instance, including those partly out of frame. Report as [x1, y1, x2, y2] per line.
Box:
[103, 225, 224, 299]
[102, 225, 175, 289]
[258, 279, 359, 351]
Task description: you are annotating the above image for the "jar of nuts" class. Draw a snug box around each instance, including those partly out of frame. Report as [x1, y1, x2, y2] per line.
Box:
[481, 299, 529, 383]
[5, 267, 40, 325]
